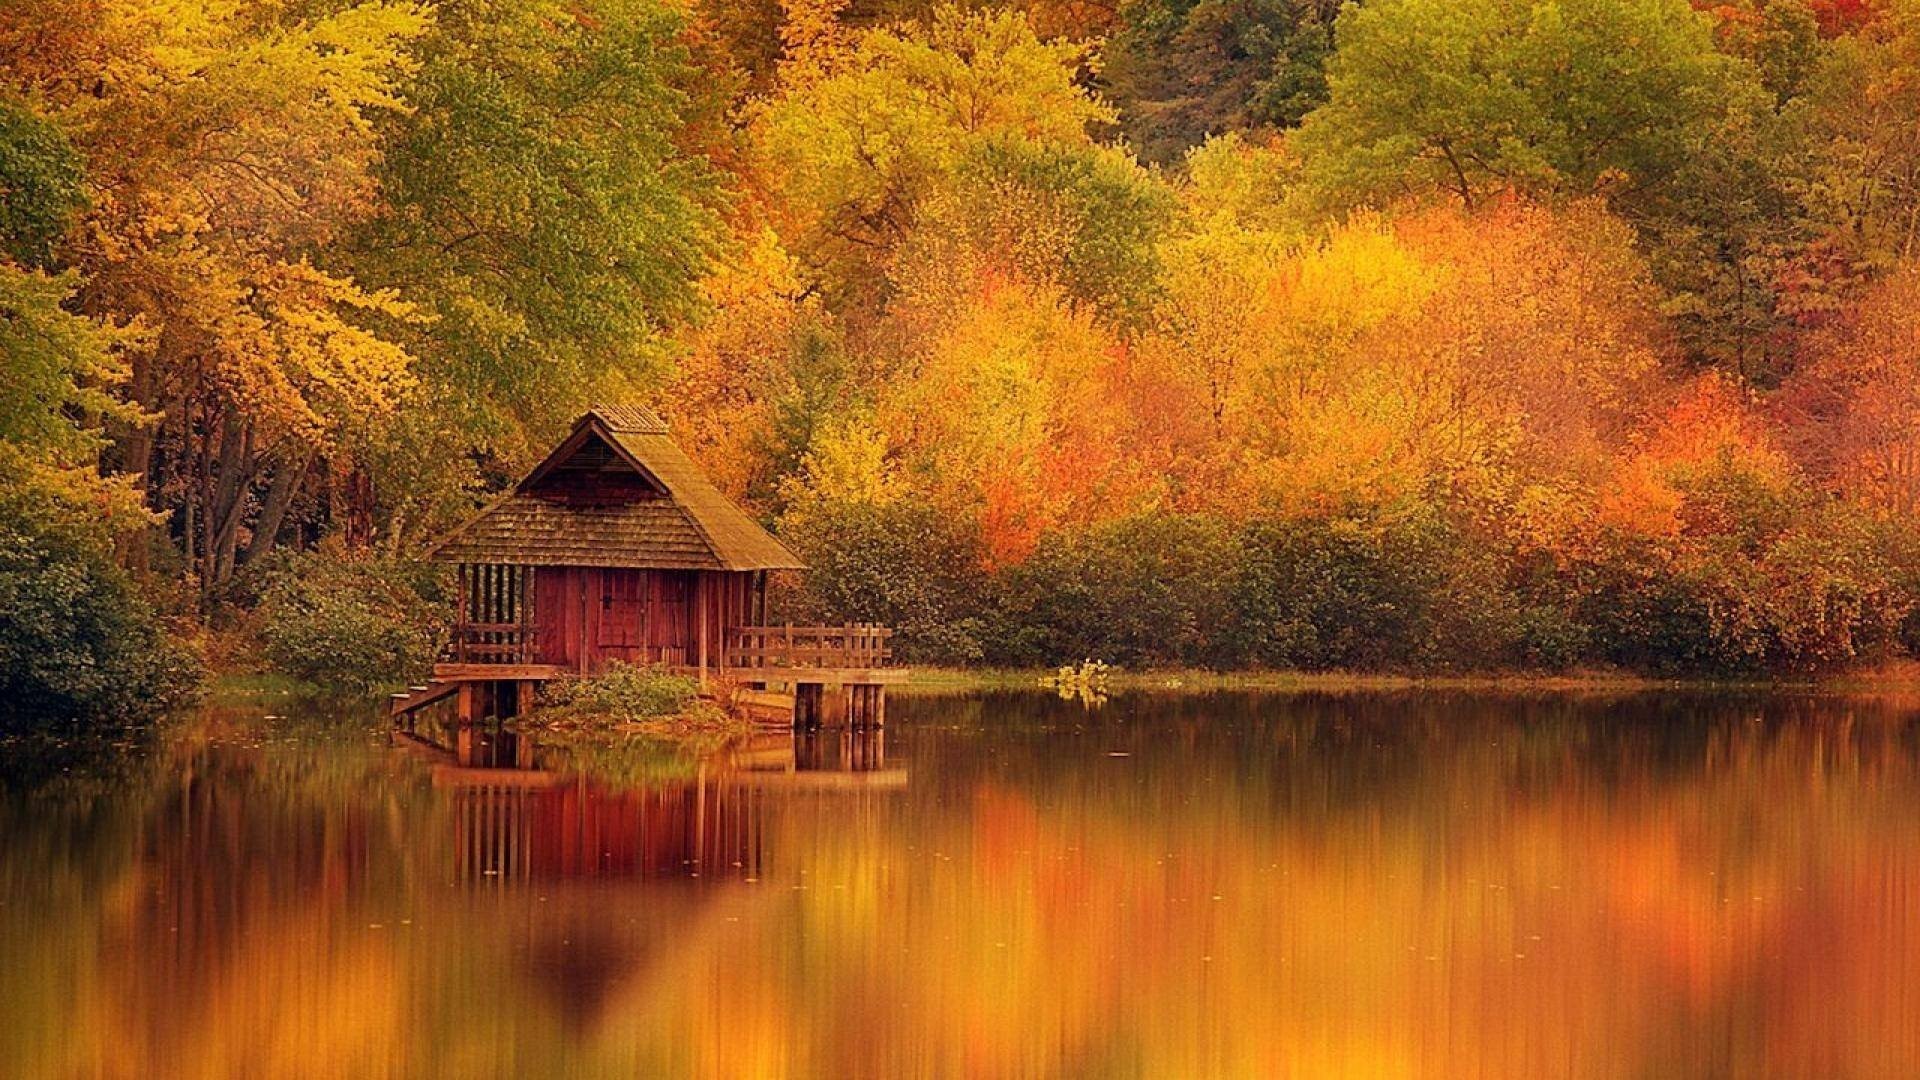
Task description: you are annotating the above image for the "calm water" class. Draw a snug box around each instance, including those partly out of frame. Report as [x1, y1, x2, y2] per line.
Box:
[4, 689, 1920, 1078]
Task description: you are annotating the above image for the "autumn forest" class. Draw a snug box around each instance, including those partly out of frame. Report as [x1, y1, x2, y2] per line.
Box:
[7, 0, 1920, 717]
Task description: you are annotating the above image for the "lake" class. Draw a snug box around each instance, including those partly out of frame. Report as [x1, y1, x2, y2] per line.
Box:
[4, 688, 1920, 1078]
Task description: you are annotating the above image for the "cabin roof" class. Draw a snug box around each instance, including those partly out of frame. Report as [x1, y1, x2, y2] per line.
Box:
[430, 407, 804, 571]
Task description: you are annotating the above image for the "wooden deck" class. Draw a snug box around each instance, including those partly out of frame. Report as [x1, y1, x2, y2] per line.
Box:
[396, 621, 906, 727]
[430, 663, 572, 682]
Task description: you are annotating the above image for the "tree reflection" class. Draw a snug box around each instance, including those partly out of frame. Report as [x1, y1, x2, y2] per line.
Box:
[4, 691, 1920, 1077]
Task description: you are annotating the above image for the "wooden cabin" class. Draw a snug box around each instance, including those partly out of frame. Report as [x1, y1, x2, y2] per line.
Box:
[391, 405, 901, 728]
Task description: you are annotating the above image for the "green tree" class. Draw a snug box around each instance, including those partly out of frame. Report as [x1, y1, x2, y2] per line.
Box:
[1295, 0, 1751, 211]
[1104, 0, 1339, 162]
[0, 98, 83, 269]
[348, 0, 725, 486]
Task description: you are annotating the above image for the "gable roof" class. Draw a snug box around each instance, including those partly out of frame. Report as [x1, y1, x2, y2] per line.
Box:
[430, 408, 804, 571]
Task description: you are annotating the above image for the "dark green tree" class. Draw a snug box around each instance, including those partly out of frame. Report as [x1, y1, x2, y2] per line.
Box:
[1104, 0, 1340, 162]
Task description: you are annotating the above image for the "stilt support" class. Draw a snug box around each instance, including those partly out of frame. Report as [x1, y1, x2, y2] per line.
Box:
[842, 683, 887, 729]
[794, 683, 825, 730]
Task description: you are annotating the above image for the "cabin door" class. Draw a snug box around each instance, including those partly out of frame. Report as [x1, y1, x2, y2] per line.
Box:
[595, 568, 648, 662]
[533, 566, 583, 670]
[649, 572, 692, 666]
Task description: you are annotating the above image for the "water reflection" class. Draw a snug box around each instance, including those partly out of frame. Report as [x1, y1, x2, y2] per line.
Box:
[5, 690, 1920, 1077]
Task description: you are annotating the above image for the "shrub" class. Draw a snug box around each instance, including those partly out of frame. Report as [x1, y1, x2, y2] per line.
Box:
[779, 496, 992, 663]
[0, 467, 200, 731]
[1229, 513, 1452, 670]
[535, 662, 705, 724]
[529, 661, 744, 745]
[986, 514, 1243, 667]
[256, 548, 448, 693]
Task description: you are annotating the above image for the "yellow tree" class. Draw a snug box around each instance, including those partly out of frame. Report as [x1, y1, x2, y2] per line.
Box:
[879, 277, 1151, 564]
[0, 0, 427, 583]
[1146, 197, 1667, 523]
[669, 228, 832, 506]
[751, 6, 1111, 309]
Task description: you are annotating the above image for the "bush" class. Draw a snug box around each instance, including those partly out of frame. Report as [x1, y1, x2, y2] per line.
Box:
[779, 496, 992, 663]
[256, 548, 448, 693]
[777, 487, 1920, 676]
[986, 514, 1243, 667]
[0, 468, 200, 731]
[1576, 493, 1911, 675]
[536, 662, 703, 724]
[1229, 513, 1455, 670]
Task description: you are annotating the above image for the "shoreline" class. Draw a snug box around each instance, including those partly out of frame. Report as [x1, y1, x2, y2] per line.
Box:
[206, 661, 1920, 712]
[894, 663, 1920, 697]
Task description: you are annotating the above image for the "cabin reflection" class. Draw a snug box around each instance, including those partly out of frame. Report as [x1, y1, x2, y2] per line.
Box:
[397, 719, 905, 886]
[444, 775, 765, 885]
[415, 737, 767, 885]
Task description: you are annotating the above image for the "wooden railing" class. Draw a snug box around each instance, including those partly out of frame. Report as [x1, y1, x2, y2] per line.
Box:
[447, 563, 533, 664]
[725, 624, 894, 672]
[447, 622, 531, 664]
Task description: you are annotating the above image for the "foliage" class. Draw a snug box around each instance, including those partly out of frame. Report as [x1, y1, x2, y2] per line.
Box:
[0, 264, 132, 463]
[988, 514, 1242, 666]
[1295, 0, 1749, 210]
[536, 661, 702, 721]
[753, 6, 1111, 302]
[0, 97, 83, 268]
[1103, 0, 1338, 162]
[0, 457, 201, 731]
[530, 662, 744, 743]
[11, 0, 1920, 679]
[779, 492, 992, 663]
[255, 548, 448, 693]
[349, 0, 723, 467]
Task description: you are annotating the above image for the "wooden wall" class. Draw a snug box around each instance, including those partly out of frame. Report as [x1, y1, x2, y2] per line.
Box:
[530, 567, 756, 673]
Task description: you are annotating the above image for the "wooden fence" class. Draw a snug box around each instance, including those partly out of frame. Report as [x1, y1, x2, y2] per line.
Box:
[725, 624, 893, 672]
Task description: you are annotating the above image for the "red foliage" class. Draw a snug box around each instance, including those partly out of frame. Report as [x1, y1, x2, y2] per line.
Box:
[1809, 0, 1877, 36]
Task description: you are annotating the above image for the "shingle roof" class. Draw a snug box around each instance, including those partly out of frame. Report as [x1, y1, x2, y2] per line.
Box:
[430, 408, 804, 571]
[590, 403, 669, 435]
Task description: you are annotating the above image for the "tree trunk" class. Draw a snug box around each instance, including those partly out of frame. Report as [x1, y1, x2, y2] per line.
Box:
[208, 414, 255, 587]
[113, 351, 162, 571]
[243, 446, 312, 566]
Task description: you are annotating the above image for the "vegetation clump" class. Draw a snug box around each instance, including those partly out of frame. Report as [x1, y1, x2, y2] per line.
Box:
[1042, 659, 1114, 705]
[526, 662, 746, 740]
[255, 549, 448, 694]
[0, 464, 202, 732]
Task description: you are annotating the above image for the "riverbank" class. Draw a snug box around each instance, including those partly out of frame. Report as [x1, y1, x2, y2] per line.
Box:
[896, 661, 1920, 697]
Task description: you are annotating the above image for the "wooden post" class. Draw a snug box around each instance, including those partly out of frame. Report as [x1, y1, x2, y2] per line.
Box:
[577, 567, 590, 674]
[794, 683, 823, 730]
[521, 564, 535, 664]
[456, 564, 468, 663]
[696, 572, 710, 690]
